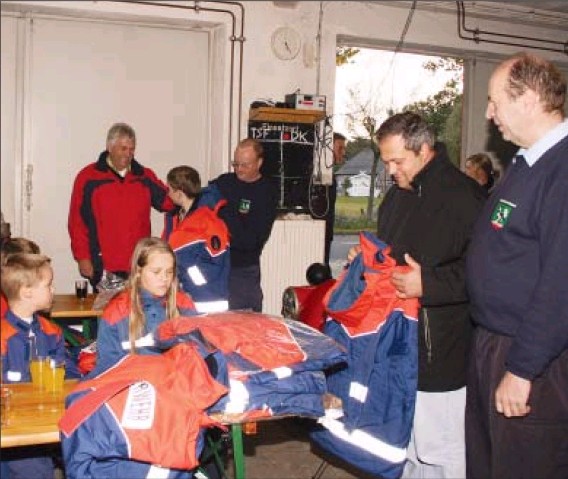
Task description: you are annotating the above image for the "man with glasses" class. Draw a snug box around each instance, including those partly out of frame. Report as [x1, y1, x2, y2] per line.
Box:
[210, 139, 278, 312]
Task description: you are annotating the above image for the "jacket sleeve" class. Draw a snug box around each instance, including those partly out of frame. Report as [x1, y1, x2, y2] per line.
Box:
[143, 167, 175, 214]
[420, 189, 484, 307]
[68, 168, 92, 262]
[91, 317, 126, 376]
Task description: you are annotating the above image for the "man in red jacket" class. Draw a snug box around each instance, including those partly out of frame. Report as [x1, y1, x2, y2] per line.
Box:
[68, 123, 174, 289]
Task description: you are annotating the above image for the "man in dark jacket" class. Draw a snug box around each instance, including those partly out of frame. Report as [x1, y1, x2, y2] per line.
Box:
[350, 112, 484, 478]
[210, 139, 278, 312]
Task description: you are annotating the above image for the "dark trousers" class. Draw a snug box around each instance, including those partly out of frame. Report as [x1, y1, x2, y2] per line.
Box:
[228, 264, 262, 312]
[466, 326, 568, 479]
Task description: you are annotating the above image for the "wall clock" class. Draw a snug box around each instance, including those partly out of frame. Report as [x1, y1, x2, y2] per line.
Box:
[271, 26, 302, 61]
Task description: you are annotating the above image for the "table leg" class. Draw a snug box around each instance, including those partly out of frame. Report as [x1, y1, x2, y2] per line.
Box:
[82, 319, 93, 340]
[231, 424, 245, 479]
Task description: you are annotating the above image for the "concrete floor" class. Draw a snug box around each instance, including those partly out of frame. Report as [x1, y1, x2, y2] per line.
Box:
[222, 417, 366, 479]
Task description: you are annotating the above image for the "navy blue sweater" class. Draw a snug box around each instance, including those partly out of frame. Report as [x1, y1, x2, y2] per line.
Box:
[211, 173, 277, 268]
[466, 133, 568, 380]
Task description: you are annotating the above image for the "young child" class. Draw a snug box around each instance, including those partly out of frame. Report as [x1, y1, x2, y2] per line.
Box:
[1, 237, 41, 319]
[163, 166, 230, 313]
[91, 237, 198, 376]
[0, 253, 63, 479]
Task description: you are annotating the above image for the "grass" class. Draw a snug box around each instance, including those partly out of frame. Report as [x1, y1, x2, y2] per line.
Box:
[335, 195, 383, 234]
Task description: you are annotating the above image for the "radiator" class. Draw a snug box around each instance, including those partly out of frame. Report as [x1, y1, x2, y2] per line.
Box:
[260, 217, 325, 316]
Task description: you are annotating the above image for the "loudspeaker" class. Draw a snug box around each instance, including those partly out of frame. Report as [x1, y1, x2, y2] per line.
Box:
[248, 121, 315, 212]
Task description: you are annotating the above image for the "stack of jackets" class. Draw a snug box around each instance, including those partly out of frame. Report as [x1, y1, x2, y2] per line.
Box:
[59, 312, 347, 478]
[310, 232, 420, 479]
[155, 311, 348, 419]
[59, 343, 228, 479]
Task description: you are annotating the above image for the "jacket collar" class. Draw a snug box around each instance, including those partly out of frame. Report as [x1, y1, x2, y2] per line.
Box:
[5, 309, 40, 336]
[409, 142, 451, 193]
[94, 150, 144, 176]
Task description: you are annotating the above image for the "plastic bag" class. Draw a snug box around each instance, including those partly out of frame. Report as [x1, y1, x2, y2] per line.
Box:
[93, 271, 126, 310]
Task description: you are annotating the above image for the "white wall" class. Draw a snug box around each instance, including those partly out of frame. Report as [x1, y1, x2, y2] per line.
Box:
[1, 0, 566, 292]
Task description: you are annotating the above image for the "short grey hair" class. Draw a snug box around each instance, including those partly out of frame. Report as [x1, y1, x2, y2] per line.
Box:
[376, 112, 435, 154]
[106, 122, 136, 147]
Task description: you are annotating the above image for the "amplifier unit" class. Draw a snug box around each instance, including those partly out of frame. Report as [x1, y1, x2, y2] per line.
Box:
[285, 93, 326, 111]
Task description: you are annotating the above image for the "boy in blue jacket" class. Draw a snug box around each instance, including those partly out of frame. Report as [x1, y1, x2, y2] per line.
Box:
[0, 253, 63, 479]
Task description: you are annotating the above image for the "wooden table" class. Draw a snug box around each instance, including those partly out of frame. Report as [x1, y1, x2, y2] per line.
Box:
[1, 381, 78, 448]
[50, 294, 101, 318]
[49, 294, 102, 340]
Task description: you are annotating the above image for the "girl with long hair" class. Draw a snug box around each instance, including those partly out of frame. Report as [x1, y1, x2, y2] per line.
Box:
[92, 237, 197, 375]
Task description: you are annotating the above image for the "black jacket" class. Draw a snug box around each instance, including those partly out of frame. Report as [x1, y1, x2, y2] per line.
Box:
[377, 146, 485, 391]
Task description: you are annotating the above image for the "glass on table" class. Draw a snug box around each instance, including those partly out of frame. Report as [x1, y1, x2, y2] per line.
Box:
[29, 335, 47, 390]
[44, 359, 65, 395]
[75, 278, 88, 300]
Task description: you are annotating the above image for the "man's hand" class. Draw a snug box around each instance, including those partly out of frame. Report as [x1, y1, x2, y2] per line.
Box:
[391, 253, 423, 299]
[78, 258, 94, 279]
[347, 245, 361, 263]
[495, 371, 532, 417]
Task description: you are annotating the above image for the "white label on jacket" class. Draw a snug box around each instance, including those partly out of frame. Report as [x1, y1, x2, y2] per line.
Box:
[187, 265, 207, 286]
[272, 366, 293, 379]
[318, 416, 407, 463]
[121, 333, 155, 351]
[224, 379, 249, 414]
[7, 371, 21, 382]
[146, 464, 171, 479]
[349, 382, 368, 403]
[195, 300, 229, 313]
[121, 381, 156, 430]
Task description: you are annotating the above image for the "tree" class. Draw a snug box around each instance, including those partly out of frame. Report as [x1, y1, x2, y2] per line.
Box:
[342, 177, 352, 196]
[345, 136, 374, 159]
[336, 46, 360, 66]
[343, 87, 386, 222]
[402, 57, 464, 166]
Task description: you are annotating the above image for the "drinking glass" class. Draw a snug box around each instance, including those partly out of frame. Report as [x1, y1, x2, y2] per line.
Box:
[29, 336, 47, 390]
[75, 279, 88, 300]
[44, 359, 65, 395]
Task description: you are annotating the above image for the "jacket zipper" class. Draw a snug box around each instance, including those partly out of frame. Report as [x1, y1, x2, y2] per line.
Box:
[423, 307, 432, 363]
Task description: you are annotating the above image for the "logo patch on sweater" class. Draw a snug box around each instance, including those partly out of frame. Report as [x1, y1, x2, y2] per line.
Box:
[238, 198, 251, 214]
[121, 381, 156, 429]
[490, 199, 516, 230]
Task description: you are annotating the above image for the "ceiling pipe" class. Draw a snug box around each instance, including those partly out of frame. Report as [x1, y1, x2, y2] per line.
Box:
[456, 1, 568, 56]
[106, 0, 245, 169]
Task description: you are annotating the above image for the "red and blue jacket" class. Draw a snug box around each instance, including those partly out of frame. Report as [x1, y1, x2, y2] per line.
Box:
[310, 232, 419, 479]
[59, 344, 228, 479]
[68, 151, 174, 274]
[163, 186, 230, 313]
[90, 289, 197, 377]
[1, 310, 66, 383]
[155, 312, 347, 420]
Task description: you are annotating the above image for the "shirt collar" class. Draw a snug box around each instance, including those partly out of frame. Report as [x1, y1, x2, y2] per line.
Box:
[106, 155, 131, 177]
[516, 118, 568, 167]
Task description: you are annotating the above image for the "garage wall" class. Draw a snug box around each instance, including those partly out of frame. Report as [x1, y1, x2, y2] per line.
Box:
[1, 0, 566, 292]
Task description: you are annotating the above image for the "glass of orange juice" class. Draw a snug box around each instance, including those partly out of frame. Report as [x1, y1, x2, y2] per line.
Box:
[44, 359, 65, 395]
[30, 356, 48, 390]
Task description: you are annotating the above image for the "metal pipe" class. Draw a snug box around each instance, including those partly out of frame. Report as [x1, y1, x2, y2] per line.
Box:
[456, 1, 568, 56]
[105, 0, 246, 167]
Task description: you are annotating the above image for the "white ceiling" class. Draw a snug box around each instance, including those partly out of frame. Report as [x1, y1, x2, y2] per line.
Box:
[377, 1, 568, 29]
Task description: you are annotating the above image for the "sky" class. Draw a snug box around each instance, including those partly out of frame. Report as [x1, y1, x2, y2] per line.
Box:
[334, 48, 461, 139]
